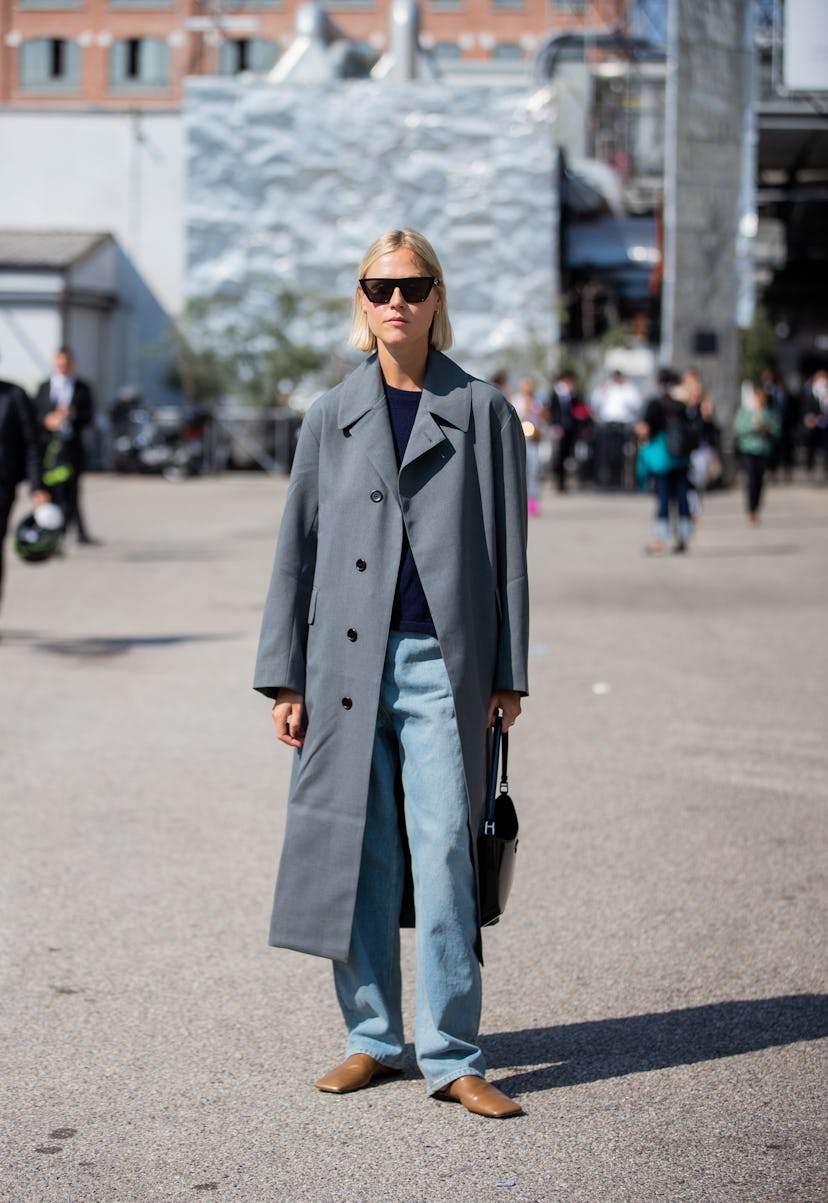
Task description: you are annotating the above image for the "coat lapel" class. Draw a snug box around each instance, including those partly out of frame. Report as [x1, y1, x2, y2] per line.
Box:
[337, 355, 400, 500]
[337, 351, 472, 488]
[400, 351, 472, 474]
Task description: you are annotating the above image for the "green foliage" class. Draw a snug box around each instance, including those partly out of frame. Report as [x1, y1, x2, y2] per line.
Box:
[740, 304, 776, 384]
[164, 287, 349, 407]
[493, 319, 557, 382]
[599, 319, 630, 352]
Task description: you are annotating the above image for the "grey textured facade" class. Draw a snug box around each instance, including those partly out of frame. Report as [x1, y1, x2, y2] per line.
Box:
[185, 79, 558, 383]
[661, 0, 752, 422]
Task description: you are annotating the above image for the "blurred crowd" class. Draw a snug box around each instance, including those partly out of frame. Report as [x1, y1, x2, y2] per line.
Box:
[2, 347, 827, 620]
[491, 364, 828, 549]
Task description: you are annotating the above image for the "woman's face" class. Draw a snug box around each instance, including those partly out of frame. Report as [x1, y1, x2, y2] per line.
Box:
[360, 248, 441, 355]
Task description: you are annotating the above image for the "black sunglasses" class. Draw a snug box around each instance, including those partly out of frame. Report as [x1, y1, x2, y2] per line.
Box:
[359, 277, 437, 304]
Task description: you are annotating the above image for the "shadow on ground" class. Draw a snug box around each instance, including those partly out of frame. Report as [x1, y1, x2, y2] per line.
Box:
[2, 631, 235, 658]
[481, 994, 828, 1094]
[690, 543, 800, 558]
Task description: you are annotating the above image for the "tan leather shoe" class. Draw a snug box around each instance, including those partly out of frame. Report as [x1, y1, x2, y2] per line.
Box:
[314, 1053, 402, 1094]
[434, 1075, 524, 1118]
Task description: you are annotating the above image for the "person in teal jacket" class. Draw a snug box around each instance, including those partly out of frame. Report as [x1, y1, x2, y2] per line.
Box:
[734, 383, 780, 525]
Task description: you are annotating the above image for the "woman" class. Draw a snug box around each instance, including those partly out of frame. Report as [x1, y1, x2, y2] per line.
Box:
[511, 376, 547, 515]
[682, 367, 721, 514]
[734, 382, 780, 525]
[254, 230, 529, 1118]
[636, 368, 695, 555]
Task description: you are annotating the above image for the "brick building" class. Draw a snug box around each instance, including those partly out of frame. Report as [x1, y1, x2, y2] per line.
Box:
[0, 0, 629, 109]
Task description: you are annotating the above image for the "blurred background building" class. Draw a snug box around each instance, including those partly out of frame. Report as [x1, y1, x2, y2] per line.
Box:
[0, 0, 631, 107]
[0, 0, 825, 456]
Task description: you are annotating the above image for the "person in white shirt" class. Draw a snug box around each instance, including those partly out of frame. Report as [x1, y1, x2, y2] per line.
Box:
[592, 369, 642, 424]
[591, 370, 642, 488]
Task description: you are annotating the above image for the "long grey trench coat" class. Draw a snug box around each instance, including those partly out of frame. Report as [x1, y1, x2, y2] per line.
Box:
[254, 349, 529, 962]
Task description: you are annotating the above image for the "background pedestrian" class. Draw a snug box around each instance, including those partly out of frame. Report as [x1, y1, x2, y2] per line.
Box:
[548, 369, 582, 494]
[591, 368, 642, 489]
[636, 368, 695, 555]
[512, 375, 547, 515]
[0, 373, 48, 617]
[801, 369, 828, 479]
[734, 382, 781, 525]
[34, 347, 97, 544]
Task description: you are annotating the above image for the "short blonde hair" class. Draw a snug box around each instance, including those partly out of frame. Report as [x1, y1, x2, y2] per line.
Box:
[349, 229, 453, 353]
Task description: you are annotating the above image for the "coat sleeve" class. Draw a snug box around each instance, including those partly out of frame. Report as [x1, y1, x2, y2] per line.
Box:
[493, 403, 529, 695]
[253, 412, 320, 700]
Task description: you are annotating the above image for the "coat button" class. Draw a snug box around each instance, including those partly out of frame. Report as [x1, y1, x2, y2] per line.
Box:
[341, 696, 353, 710]
[347, 629, 358, 642]
[355, 558, 367, 571]
[370, 489, 383, 502]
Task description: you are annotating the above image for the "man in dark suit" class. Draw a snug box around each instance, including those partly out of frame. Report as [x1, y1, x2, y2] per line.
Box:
[34, 346, 96, 543]
[0, 375, 48, 610]
[548, 369, 588, 492]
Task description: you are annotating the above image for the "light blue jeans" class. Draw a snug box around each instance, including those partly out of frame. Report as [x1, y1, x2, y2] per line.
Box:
[332, 632, 485, 1094]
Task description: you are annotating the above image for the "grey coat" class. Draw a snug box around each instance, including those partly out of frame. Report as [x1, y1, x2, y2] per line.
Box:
[254, 350, 529, 962]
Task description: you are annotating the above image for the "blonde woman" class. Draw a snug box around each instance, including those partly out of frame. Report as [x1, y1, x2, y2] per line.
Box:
[255, 229, 529, 1118]
[512, 376, 547, 515]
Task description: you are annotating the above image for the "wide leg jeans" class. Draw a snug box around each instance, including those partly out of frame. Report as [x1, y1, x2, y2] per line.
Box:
[332, 632, 485, 1094]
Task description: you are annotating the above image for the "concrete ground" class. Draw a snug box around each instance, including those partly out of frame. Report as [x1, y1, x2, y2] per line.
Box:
[1, 471, 826, 1203]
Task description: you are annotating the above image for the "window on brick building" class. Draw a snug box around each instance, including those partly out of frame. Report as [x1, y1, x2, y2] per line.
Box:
[492, 42, 523, 59]
[491, 0, 524, 9]
[19, 37, 80, 91]
[219, 38, 280, 74]
[108, 0, 173, 9]
[110, 37, 171, 88]
[433, 42, 462, 59]
[17, 0, 81, 8]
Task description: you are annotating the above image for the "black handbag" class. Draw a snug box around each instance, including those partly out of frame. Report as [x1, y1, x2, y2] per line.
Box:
[477, 712, 519, 927]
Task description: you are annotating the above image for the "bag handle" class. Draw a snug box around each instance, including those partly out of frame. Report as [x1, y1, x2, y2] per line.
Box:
[485, 711, 510, 826]
[500, 723, 509, 793]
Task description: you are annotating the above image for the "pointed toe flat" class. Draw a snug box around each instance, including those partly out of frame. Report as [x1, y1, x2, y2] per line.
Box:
[314, 1053, 402, 1094]
[434, 1075, 524, 1118]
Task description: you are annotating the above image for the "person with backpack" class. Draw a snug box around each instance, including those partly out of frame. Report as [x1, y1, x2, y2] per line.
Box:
[636, 367, 697, 555]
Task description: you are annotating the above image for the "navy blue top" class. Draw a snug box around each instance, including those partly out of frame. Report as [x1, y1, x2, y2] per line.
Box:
[385, 384, 437, 637]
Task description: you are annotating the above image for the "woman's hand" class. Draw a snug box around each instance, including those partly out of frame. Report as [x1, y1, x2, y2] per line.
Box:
[271, 689, 306, 748]
[487, 690, 522, 732]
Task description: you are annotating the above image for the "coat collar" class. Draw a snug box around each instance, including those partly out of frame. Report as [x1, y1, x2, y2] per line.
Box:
[336, 351, 472, 488]
[336, 351, 472, 432]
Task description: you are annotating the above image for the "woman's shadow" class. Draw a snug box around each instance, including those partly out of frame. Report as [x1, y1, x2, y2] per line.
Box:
[481, 994, 828, 1094]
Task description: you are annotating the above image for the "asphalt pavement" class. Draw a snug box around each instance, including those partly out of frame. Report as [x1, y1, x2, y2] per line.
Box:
[2, 471, 826, 1203]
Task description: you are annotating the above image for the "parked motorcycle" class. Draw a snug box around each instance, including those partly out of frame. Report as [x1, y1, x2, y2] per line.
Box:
[111, 393, 208, 479]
